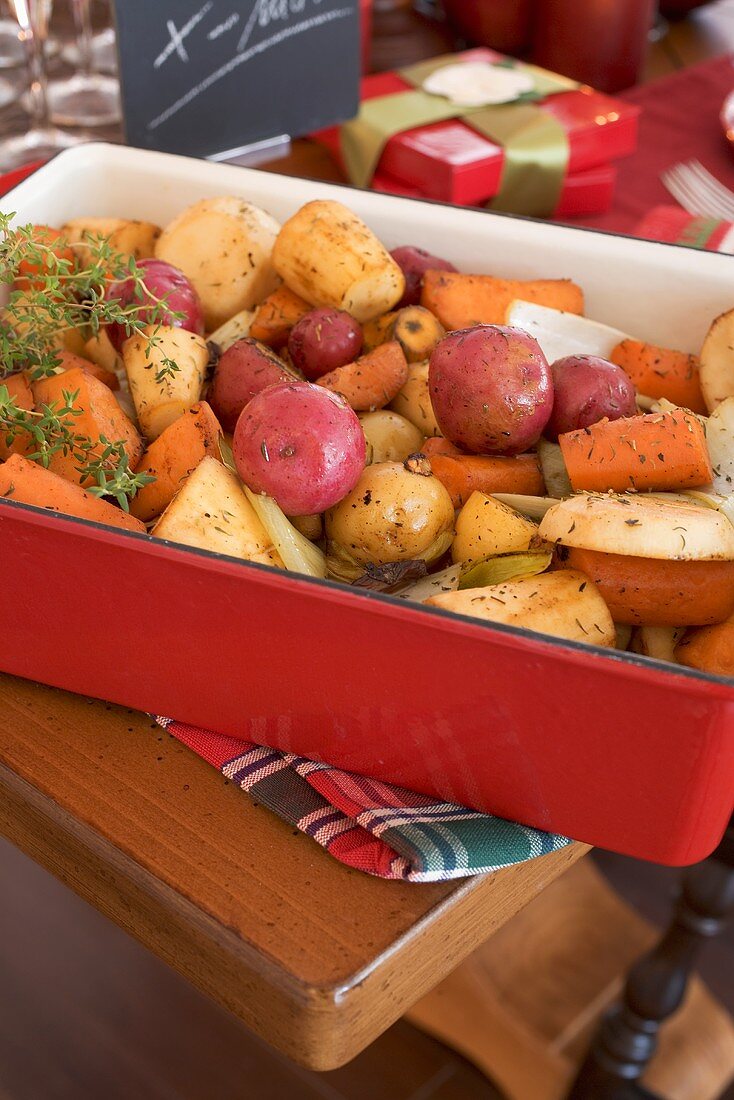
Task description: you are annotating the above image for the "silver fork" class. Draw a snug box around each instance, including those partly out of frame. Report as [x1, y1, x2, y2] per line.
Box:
[661, 159, 734, 220]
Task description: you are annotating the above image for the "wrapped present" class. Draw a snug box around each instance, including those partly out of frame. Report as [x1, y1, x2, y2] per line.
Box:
[314, 49, 638, 216]
[372, 160, 617, 217]
[634, 205, 734, 253]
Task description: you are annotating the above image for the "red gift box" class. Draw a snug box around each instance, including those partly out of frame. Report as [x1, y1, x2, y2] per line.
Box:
[313, 49, 638, 209]
[372, 160, 617, 218]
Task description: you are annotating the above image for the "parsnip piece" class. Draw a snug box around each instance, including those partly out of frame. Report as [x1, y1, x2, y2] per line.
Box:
[152, 456, 282, 568]
[272, 200, 405, 323]
[426, 569, 615, 647]
[123, 325, 208, 440]
[61, 217, 161, 264]
[539, 493, 734, 561]
[84, 330, 121, 375]
[700, 307, 734, 412]
[705, 396, 734, 495]
[208, 309, 255, 351]
[156, 197, 281, 329]
[389, 360, 441, 436]
[452, 491, 538, 565]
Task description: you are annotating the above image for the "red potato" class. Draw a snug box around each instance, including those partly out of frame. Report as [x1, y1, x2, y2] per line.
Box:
[429, 324, 553, 455]
[208, 337, 297, 432]
[390, 246, 457, 308]
[545, 354, 637, 441]
[288, 307, 363, 381]
[106, 258, 204, 352]
[233, 381, 366, 515]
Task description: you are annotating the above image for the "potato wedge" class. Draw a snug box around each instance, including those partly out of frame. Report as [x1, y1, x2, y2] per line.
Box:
[426, 569, 615, 647]
[539, 493, 734, 561]
[155, 197, 281, 330]
[152, 455, 282, 567]
[700, 307, 734, 412]
[389, 360, 441, 436]
[122, 325, 209, 440]
[391, 306, 444, 363]
[272, 200, 405, 323]
[452, 491, 538, 565]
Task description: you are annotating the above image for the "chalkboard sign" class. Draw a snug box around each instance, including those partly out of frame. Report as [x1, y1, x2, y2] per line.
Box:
[112, 0, 360, 160]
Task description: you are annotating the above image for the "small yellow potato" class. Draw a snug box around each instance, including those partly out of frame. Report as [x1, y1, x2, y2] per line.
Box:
[152, 456, 283, 567]
[452, 491, 539, 565]
[326, 457, 455, 579]
[359, 409, 424, 464]
[426, 569, 615, 647]
[155, 197, 281, 330]
[272, 200, 405, 323]
[630, 626, 684, 662]
[391, 306, 445, 363]
[123, 324, 209, 440]
[61, 217, 161, 265]
[389, 360, 441, 437]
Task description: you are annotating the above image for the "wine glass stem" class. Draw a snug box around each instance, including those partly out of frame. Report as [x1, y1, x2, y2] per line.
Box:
[20, 12, 51, 128]
[72, 0, 93, 76]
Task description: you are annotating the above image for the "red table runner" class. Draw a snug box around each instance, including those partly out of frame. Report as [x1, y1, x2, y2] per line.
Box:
[576, 54, 734, 236]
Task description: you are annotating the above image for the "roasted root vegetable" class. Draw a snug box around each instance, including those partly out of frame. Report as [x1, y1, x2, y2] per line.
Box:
[288, 307, 363, 381]
[389, 360, 441, 436]
[317, 341, 409, 412]
[558, 411, 713, 493]
[32, 366, 144, 486]
[505, 300, 627, 366]
[699, 307, 734, 412]
[429, 453, 544, 509]
[208, 310, 255, 353]
[122, 325, 209, 440]
[272, 200, 405, 323]
[0, 372, 34, 460]
[130, 402, 223, 522]
[0, 452, 145, 533]
[61, 217, 161, 265]
[325, 456, 455, 580]
[429, 325, 553, 455]
[610, 339, 706, 414]
[106, 259, 204, 352]
[54, 349, 119, 391]
[630, 626, 685, 663]
[155, 197, 281, 330]
[391, 306, 445, 363]
[538, 493, 734, 562]
[390, 246, 457, 308]
[420, 436, 464, 458]
[359, 410, 424, 464]
[84, 330, 121, 377]
[152, 455, 283, 567]
[249, 285, 310, 348]
[421, 272, 584, 332]
[233, 381, 366, 515]
[704, 396, 734, 496]
[545, 354, 636, 441]
[536, 439, 571, 499]
[425, 570, 615, 647]
[208, 337, 296, 432]
[362, 311, 398, 353]
[451, 491, 539, 564]
[13, 224, 75, 291]
[675, 614, 734, 677]
[559, 546, 734, 626]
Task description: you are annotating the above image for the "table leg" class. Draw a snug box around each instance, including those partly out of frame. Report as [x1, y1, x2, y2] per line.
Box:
[567, 815, 734, 1100]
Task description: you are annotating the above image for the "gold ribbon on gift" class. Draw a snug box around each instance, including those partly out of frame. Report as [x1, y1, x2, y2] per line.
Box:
[340, 53, 580, 218]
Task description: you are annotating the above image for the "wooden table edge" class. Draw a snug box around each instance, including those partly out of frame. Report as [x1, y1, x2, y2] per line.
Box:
[0, 756, 588, 1068]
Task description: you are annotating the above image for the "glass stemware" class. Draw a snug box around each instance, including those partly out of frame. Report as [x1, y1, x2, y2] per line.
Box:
[46, 0, 120, 126]
[0, 0, 82, 172]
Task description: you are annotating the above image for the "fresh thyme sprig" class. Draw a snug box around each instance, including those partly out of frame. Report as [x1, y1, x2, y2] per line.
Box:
[0, 383, 153, 511]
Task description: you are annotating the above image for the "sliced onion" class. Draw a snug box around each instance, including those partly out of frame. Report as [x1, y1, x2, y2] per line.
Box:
[536, 439, 572, 499]
[490, 494, 559, 520]
[243, 485, 327, 579]
[396, 563, 461, 602]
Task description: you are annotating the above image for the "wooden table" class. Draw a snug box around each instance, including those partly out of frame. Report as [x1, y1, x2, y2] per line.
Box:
[0, 674, 586, 1071]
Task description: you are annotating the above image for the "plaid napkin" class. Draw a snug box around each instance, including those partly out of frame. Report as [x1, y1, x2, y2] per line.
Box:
[634, 204, 734, 252]
[158, 717, 571, 882]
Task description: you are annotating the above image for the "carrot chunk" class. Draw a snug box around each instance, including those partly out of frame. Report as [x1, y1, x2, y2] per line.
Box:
[420, 436, 465, 458]
[31, 366, 144, 487]
[131, 402, 223, 522]
[317, 341, 409, 411]
[429, 453, 544, 509]
[610, 339, 706, 414]
[561, 546, 734, 626]
[0, 372, 34, 461]
[421, 271, 584, 332]
[250, 285, 311, 348]
[55, 349, 119, 391]
[559, 411, 713, 493]
[675, 614, 734, 676]
[0, 452, 145, 533]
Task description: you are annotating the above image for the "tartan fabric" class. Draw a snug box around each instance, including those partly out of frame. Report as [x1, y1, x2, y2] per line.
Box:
[157, 718, 571, 882]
